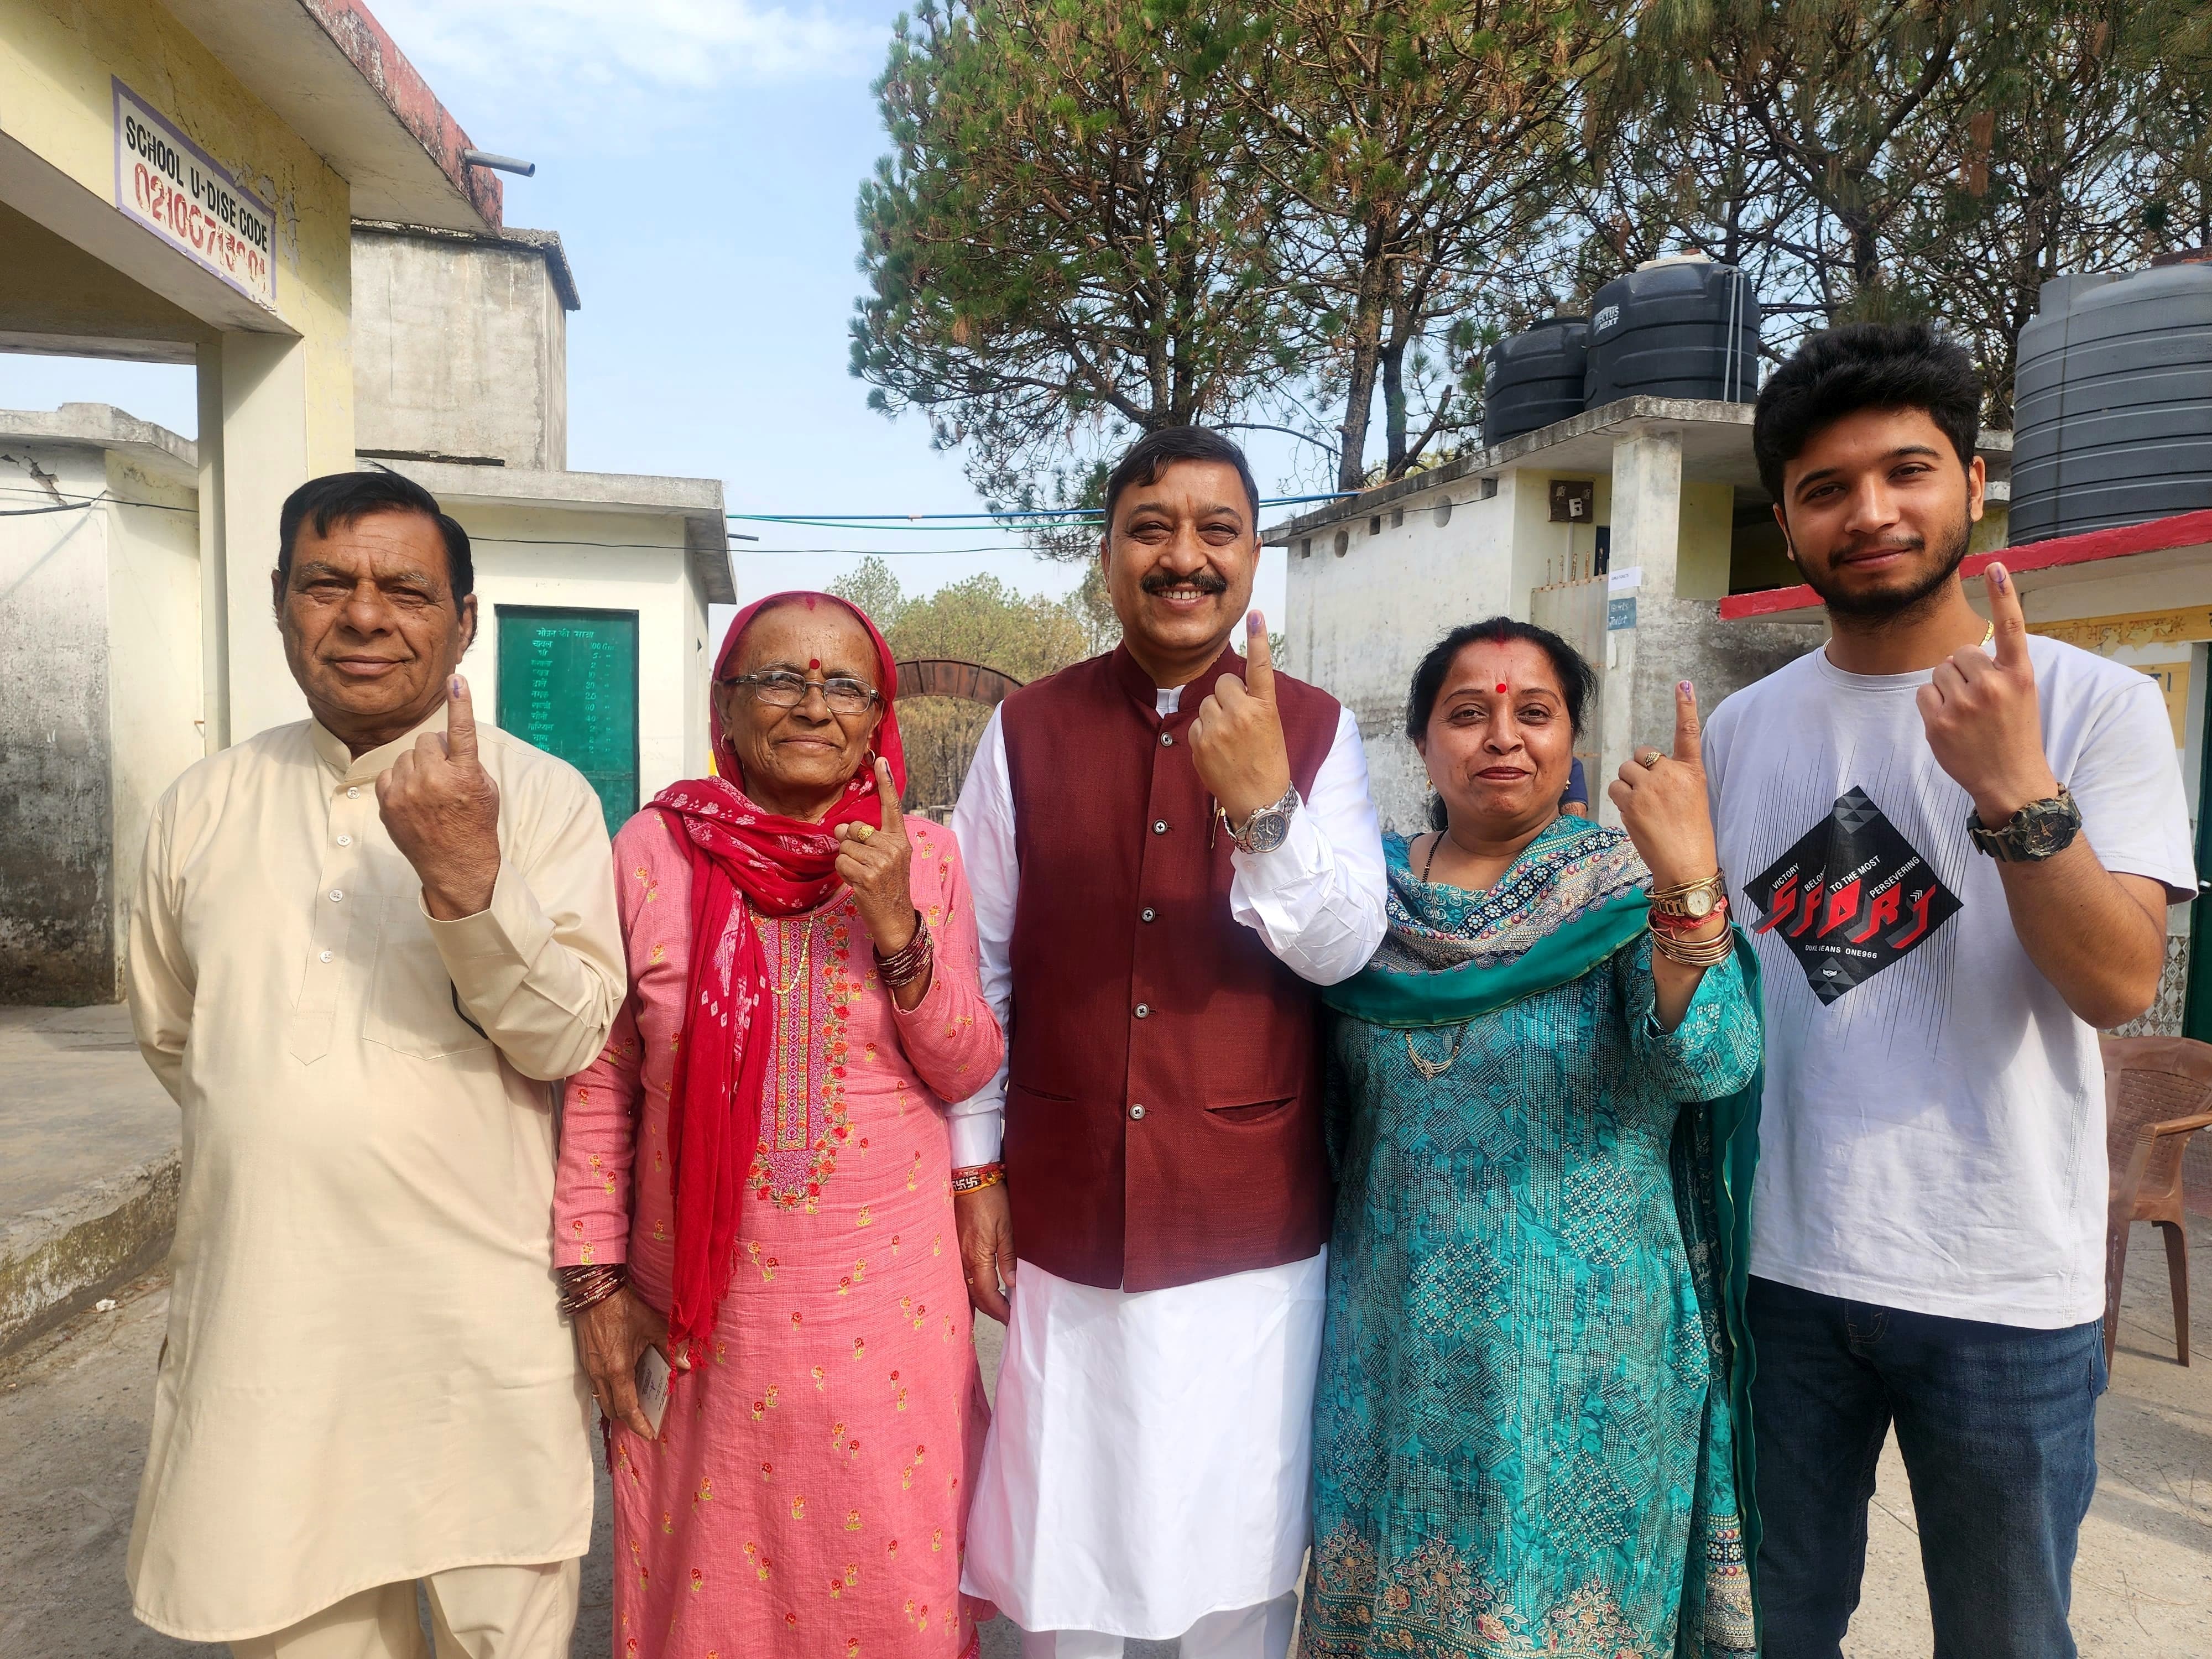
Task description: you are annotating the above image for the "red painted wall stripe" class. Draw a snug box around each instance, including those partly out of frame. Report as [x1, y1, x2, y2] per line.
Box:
[1718, 508, 2212, 620]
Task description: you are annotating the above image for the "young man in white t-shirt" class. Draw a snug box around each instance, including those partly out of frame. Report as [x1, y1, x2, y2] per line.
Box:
[1702, 322, 2195, 1658]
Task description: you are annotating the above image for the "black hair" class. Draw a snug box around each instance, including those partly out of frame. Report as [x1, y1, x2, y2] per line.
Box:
[1406, 617, 1599, 830]
[1751, 321, 1982, 504]
[1102, 426, 1262, 528]
[277, 471, 474, 603]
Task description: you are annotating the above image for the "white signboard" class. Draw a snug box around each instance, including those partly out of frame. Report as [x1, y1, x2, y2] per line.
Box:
[112, 79, 276, 309]
[1608, 565, 1643, 593]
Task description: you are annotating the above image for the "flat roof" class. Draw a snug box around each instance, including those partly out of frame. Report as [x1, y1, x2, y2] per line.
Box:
[351, 220, 581, 311]
[372, 456, 736, 604]
[1262, 397, 2014, 544]
[0, 401, 196, 482]
[163, 0, 503, 231]
[1718, 508, 2212, 623]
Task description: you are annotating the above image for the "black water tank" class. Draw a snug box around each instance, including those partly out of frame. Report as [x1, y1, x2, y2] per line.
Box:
[1483, 316, 1589, 445]
[2011, 262, 2212, 542]
[1584, 255, 1760, 406]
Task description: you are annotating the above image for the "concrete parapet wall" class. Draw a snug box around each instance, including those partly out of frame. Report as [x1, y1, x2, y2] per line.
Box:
[352, 224, 571, 469]
[0, 1151, 178, 1359]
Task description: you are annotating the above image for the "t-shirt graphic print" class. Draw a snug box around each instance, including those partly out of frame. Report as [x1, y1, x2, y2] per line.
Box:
[1748, 785, 1963, 1004]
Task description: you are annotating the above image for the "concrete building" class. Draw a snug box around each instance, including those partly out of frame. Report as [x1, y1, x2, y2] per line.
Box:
[1, 1, 733, 1001]
[352, 221, 578, 470]
[1, 0, 508, 744]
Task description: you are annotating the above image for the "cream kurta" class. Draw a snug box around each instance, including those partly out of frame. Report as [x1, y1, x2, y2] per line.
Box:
[123, 709, 625, 1642]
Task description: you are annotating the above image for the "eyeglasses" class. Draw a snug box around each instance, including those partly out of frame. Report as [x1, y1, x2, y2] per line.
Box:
[723, 670, 881, 716]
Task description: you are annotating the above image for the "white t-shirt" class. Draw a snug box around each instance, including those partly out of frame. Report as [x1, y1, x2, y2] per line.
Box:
[1704, 635, 2196, 1328]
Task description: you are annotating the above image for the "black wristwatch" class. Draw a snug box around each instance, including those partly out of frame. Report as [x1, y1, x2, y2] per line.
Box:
[1968, 787, 2082, 862]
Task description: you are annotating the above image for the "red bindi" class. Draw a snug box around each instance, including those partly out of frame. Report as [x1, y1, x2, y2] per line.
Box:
[1495, 682, 1509, 694]
[808, 658, 821, 670]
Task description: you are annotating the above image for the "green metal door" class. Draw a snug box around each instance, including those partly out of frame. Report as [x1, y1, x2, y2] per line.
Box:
[495, 606, 640, 839]
[2182, 660, 2212, 1040]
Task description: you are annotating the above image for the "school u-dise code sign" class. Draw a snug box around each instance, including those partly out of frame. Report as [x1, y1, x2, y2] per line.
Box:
[112, 79, 276, 309]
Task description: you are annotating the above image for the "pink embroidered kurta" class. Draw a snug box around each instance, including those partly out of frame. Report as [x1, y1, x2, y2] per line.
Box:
[556, 808, 1003, 1659]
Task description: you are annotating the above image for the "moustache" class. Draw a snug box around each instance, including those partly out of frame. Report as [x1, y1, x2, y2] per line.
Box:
[1835, 534, 1926, 562]
[1140, 569, 1229, 596]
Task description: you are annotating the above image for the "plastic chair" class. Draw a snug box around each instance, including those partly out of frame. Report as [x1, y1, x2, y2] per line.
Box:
[2100, 1036, 2212, 1368]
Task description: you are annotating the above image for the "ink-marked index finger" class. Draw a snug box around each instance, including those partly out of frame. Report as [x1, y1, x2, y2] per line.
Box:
[1244, 611, 1276, 704]
[873, 756, 904, 836]
[1673, 680, 1702, 768]
[445, 675, 479, 761]
[1984, 563, 2030, 672]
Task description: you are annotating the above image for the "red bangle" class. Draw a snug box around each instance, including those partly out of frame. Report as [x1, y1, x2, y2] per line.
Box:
[1650, 896, 1728, 935]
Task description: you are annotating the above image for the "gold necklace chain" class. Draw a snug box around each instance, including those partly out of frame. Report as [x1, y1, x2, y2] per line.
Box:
[755, 902, 815, 997]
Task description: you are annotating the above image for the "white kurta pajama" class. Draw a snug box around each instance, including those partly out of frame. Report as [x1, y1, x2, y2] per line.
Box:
[951, 690, 1388, 1651]
[123, 711, 624, 1645]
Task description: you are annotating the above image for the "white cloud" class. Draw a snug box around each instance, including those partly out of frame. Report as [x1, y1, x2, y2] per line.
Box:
[371, 0, 883, 140]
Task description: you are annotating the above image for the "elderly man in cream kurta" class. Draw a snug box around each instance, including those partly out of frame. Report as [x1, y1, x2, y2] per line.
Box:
[124, 471, 624, 1657]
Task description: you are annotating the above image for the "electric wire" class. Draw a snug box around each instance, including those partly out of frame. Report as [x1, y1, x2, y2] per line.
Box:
[0, 486, 1327, 556]
[728, 491, 1353, 529]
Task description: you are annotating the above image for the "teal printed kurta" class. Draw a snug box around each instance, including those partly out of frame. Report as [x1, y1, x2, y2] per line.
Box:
[1302, 821, 1762, 1658]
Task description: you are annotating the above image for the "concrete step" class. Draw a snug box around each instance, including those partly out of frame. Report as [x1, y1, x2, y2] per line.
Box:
[0, 1152, 178, 1357]
[0, 1005, 180, 1355]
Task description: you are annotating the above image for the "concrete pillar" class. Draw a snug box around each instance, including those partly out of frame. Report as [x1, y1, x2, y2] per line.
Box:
[197, 332, 324, 745]
[195, 341, 228, 754]
[1598, 429, 1683, 823]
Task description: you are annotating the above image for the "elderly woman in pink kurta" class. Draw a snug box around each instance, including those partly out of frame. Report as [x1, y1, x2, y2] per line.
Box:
[554, 591, 1003, 1659]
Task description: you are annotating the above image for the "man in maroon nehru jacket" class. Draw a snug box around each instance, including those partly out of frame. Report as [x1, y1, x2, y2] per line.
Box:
[950, 426, 1387, 1659]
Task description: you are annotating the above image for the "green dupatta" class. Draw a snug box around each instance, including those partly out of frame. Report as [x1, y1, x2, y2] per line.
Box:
[1323, 891, 1767, 1627]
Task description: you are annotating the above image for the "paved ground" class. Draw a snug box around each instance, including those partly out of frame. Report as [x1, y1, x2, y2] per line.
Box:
[0, 1005, 174, 1218]
[3, 1225, 2205, 1658]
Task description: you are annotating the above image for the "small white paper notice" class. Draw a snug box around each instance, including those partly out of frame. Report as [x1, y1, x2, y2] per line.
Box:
[1608, 566, 1644, 593]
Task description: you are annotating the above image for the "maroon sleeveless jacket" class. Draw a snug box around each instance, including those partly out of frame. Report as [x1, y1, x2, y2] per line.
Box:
[998, 641, 1340, 1291]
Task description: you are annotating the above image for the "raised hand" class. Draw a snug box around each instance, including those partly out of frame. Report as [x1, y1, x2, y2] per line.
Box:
[1189, 610, 1294, 827]
[1608, 680, 1719, 890]
[1918, 563, 2058, 823]
[834, 757, 919, 957]
[377, 674, 503, 919]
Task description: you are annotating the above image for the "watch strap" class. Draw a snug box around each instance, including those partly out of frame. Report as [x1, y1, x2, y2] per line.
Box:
[1227, 786, 1301, 853]
[1967, 787, 2081, 862]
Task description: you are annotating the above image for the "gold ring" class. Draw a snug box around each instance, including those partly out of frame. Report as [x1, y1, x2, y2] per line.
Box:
[851, 823, 874, 842]
[1635, 749, 1662, 770]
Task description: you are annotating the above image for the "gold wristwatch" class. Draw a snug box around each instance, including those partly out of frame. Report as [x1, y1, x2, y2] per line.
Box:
[1647, 872, 1726, 921]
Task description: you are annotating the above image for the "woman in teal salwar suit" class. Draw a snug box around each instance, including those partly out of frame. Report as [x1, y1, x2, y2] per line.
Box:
[1301, 619, 1764, 1659]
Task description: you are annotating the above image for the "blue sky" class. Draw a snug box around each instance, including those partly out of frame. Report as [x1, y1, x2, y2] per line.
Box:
[0, 0, 1293, 627]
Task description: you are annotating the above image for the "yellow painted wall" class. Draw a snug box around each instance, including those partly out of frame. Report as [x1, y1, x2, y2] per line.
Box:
[1, 0, 353, 466]
[1674, 481, 1735, 601]
[0, 196, 215, 343]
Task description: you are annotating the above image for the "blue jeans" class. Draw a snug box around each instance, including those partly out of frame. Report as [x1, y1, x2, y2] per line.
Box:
[1746, 1275, 2106, 1659]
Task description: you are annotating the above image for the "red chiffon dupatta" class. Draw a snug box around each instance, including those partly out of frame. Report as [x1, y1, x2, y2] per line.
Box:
[650, 594, 906, 1354]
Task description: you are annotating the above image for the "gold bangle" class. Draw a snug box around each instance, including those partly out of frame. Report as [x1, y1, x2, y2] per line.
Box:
[1648, 922, 1735, 968]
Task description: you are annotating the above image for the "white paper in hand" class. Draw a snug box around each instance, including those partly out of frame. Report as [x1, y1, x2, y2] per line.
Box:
[634, 1346, 671, 1437]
